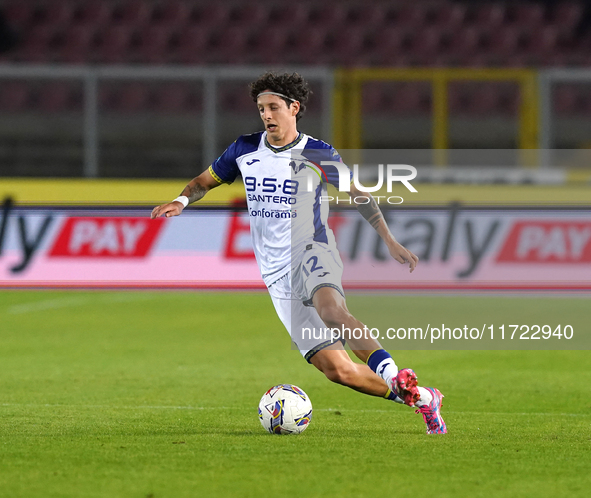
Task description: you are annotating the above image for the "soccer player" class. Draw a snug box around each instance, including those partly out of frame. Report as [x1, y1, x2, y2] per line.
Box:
[151, 72, 446, 434]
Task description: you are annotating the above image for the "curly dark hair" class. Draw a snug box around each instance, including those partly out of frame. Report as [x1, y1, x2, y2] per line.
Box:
[249, 72, 311, 121]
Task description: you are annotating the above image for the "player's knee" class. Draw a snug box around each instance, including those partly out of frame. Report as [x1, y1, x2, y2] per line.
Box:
[323, 362, 358, 387]
[317, 303, 350, 330]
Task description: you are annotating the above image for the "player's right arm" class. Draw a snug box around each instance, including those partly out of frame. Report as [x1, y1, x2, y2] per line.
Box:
[349, 183, 419, 273]
[150, 168, 221, 219]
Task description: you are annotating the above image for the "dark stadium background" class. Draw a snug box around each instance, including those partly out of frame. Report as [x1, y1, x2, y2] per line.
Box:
[0, 3, 590, 498]
[0, 0, 590, 179]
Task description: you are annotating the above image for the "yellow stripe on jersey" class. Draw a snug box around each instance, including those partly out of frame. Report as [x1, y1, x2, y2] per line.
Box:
[208, 165, 224, 184]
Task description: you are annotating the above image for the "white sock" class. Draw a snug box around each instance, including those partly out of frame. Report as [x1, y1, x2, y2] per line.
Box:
[367, 351, 404, 404]
[376, 359, 405, 404]
[415, 387, 433, 407]
[375, 358, 398, 388]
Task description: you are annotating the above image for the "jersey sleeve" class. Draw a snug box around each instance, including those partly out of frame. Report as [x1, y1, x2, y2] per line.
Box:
[303, 145, 352, 189]
[321, 147, 353, 188]
[209, 140, 240, 184]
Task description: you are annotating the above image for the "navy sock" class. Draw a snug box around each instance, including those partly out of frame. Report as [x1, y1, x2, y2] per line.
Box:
[367, 349, 402, 403]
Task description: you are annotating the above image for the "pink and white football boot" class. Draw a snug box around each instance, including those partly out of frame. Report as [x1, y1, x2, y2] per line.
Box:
[393, 368, 447, 434]
[415, 387, 447, 434]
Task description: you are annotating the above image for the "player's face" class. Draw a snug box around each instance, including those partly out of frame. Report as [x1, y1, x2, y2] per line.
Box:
[256, 92, 299, 145]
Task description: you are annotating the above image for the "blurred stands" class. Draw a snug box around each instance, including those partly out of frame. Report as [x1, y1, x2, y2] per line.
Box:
[1, 1, 588, 67]
[0, 0, 589, 118]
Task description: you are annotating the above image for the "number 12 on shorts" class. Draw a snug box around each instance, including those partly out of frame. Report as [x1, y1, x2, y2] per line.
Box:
[303, 256, 327, 277]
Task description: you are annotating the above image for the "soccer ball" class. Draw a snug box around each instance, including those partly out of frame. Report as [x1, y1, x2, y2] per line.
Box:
[258, 384, 313, 435]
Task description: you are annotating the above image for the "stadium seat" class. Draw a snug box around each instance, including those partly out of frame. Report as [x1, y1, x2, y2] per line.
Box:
[219, 85, 253, 113]
[551, 2, 583, 33]
[394, 5, 428, 28]
[187, 3, 231, 29]
[448, 84, 466, 113]
[0, 82, 30, 112]
[390, 83, 431, 114]
[305, 86, 323, 112]
[206, 26, 251, 64]
[448, 83, 475, 114]
[409, 28, 444, 58]
[497, 85, 520, 115]
[508, 3, 546, 29]
[1, 0, 590, 68]
[448, 27, 483, 58]
[578, 90, 591, 115]
[59, 25, 96, 63]
[430, 3, 466, 30]
[226, 3, 267, 26]
[15, 25, 56, 62]
[459, 83, 518, 116]
[521, 26, 560, 57]
[111, 0, 152, 27]
[305, 4, 347, 29]
[458, 84, 489, 115]
[362, 83, 388, 113]
[93, 25, 134, 63]
[372, 28, 411, 63]
[577, 96, 591, 116]
[458, 83, 513, 114]
[247, 27, 290, 64]
[487, 26, 522, 57]
[543, 53, 569, 67]
[289, 31, 330, 64]
[342, 3, 386, 29]
[71, 1, 112, 28]
[553, 85, 580, 114]
[183, 86, 203, 112]
[504, 53, 534, 67]
[112, 83, 151, 112]
[265, 3, 309, 27]
[327, 27, 368, 65]
[98, 86, 117, 111]
[153, 83, 192, 113]
[134, 25, 174, 63]
[173, 26, 210, 64]
[38, 82, 74, 112]
[150, 1, 192, 29]
[428, 54, 455, 67]
[3, 2, 34, 29]
[471, 84, 505, 115]
[471, 3, 507, 29]
[570, 50, 591, 66]
[32, 2, 74, 28]
[451, 53, 485, 67]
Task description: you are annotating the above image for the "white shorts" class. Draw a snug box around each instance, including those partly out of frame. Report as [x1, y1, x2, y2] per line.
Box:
[267, 243, 346, 363]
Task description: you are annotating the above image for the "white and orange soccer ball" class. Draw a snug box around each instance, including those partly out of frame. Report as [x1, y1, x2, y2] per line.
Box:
[258, 384, 313, 435]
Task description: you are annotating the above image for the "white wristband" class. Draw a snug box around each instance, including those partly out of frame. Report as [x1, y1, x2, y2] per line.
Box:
[172, 196, 189, 208]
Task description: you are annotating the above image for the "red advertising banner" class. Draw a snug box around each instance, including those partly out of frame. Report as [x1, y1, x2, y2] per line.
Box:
[497, 221, 591, 263]
[1, 205, 590, 290]
[49, 217, 165, 258]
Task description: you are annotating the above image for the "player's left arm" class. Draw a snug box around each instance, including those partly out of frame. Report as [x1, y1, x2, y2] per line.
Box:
[348, 184, 418, 273]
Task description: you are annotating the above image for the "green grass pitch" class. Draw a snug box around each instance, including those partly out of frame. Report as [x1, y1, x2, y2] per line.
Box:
[1, 290, 589, 498]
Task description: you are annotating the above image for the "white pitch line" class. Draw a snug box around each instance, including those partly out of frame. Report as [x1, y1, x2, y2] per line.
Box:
[0, 403, 588, 418]
[0, 403, 234, 410]
[4, 292, 163, 315]
[6, 296, 91, 314]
